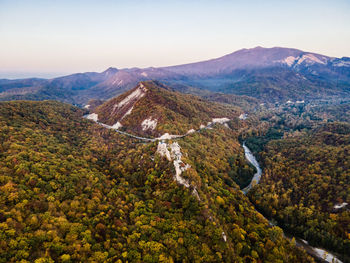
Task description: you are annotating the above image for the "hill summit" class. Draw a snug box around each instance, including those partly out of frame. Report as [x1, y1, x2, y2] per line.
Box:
[89, 81, 239, 137]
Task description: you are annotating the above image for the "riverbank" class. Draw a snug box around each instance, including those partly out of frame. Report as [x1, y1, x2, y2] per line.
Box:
[242, 143, 343, 263]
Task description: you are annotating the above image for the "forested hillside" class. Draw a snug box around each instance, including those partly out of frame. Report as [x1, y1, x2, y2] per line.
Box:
[93, 81, 240, 137]
[0, 100, 312, 262]
[240, 102, 350, 262]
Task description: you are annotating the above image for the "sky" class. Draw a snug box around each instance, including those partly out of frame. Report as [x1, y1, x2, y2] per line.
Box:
[1, 0, 350, 79]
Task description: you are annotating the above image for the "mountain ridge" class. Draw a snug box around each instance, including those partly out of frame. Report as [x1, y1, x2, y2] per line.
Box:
[1, 46, 349, 104]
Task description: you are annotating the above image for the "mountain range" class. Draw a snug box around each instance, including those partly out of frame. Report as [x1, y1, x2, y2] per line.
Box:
[1, 46, 350, 105]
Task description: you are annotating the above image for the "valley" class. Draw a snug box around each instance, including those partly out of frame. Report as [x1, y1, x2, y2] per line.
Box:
[0, 84, 316, 262]
[241, 100, 350, 263]
[81, 83, 349, 262]
[0, 50, 349, 263]
[242, 143, 343, 263]
[84, 83, 349, 262]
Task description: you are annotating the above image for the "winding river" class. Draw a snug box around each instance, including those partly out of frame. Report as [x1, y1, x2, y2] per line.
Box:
[242, 142, 262, 194]
[242, 143, 343, 263]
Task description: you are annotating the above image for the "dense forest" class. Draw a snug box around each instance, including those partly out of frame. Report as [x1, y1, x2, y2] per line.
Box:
[242, 102, 350, 262]
[0, 101, 313, 262]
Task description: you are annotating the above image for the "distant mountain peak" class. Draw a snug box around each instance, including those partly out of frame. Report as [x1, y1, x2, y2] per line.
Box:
[102, 67, 118, 76]
[1, 47, 349, 104]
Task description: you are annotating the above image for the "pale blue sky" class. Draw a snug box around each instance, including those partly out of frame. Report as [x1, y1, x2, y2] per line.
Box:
[1, 0, 349, 78]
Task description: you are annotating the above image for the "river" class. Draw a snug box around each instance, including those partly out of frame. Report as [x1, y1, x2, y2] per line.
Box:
[242, 142, 262, 194]
[242, 143, 343, 263]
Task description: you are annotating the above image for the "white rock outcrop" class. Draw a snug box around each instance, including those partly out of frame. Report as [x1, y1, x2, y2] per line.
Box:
[142, 118, 157, 131]
[212, 117, 230, 124]
[111, 122, 122, 129]
[157, 141, 200, 200]
[86, 113, 98, 122]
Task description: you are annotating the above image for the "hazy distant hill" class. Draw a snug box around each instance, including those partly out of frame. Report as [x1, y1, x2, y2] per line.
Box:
[1, 47, 349, 104]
